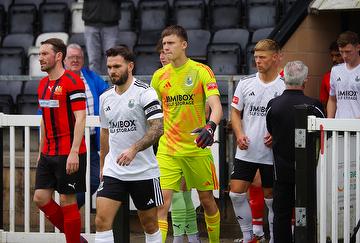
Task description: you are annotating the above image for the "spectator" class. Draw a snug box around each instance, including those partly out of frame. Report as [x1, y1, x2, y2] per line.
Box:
[319, 41, 343, 111]
[64, 43, 109, 208]
[266, 60, 324, 243]
[82, 0, 120, 74]
[327, 31, 360, 119]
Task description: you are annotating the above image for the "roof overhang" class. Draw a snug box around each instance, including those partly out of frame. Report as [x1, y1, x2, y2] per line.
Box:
[309, 0, 360, 13]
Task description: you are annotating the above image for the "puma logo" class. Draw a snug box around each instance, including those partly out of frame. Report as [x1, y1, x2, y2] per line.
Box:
[68, 183, 76, 190]
[173, 224, 181, 229]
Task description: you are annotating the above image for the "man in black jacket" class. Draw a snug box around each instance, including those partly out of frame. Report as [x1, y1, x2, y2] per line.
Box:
[82, 0, 120, 74]
[266, 61, 324, 243]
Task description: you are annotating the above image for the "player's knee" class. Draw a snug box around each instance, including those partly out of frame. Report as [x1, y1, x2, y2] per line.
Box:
[199, 193, 216, 211]
[157, 202, 170, 219]
[95, 214, 112, 231]
[33, 191, 49, 207]
[141, 219, 158, 234]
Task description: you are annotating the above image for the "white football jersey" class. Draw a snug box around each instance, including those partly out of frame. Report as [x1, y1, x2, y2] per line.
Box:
[329, 63, 360, 118]
[99, 78, 163, 181]
[232, 73, 285, 165]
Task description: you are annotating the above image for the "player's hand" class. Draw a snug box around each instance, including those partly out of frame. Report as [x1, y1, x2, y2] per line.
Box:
[66, 151, 79, 175]
[264, 133, 272, 148]
[191, 121, 217, 149]
[237, 134, 250, 150]
[117, 146, 137, 166]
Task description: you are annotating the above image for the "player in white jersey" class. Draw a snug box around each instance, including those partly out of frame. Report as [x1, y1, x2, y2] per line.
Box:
[95, 46, 164, 243]
[229, 39, 285, 243]
[328, 31, 360, 119]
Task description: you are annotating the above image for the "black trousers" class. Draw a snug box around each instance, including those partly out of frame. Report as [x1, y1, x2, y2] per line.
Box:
[273, 180, 295, 243]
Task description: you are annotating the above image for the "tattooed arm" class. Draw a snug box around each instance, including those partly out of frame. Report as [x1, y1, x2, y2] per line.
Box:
[116, 117, 164, 166]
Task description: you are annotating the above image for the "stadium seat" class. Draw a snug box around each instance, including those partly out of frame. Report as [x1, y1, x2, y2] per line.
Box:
[174, 0, 205, 29]
[0, 94, 15, 114]
[138, 0, 169, 31]
[118, 0, 135, 31]
[13, 0, 43, 9]
[137, 30, 161, 45]
[39, 2, 70, 33]
[2, 33, 35, 54]
[0, 80, 24, 114]
[69, 32, 85, 46]
[28, 46, 46, 77]
[0, 5, 6, 36]
[16, 94, 38, 114]
[212, 28, 250, 53]
[0, 47, 26, 75]
[246, 43, 256, 74]
[209, 0, 242, 31]
[1, 0, 13, 11]
[186, 29, 211, 61]
[133, 45, 160, 75]
[35, 32, 69, 47]
[117, 31, 137, 51]
[0, 80, 23, 103]
[8, 4, 37, 34]
[217, 79, 230, 119]
[207, 44, 241, 75]
[45, 0, 75, 8]
[71, 2, 84, 34]
[246, 0, 278, 30]
[251, 27, 274, 43]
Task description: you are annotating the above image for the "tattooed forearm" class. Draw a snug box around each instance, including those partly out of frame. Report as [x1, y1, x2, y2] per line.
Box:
[133, 117, 163, 152]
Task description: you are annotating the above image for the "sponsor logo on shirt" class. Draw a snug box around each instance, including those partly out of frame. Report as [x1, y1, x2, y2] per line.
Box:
[163, 94, 194, 106]
[249, 105, 267, 116]
[337, 90, 358, 100]
[232, 96, 239, 104]
[109, 119, 137, 133]
[39, 99, 60, 108]
[207, 82, 218, 91]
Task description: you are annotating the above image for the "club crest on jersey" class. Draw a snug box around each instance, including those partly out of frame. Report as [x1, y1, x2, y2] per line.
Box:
[128, 99, 135, 109]
[54, 86, 63, 95]
[274, 92, 279, 98]
[185, 77, 193, 86]
[355, 76, 360, 82]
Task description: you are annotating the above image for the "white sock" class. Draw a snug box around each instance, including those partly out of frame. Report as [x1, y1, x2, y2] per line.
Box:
[253, 223, 264, 237]
[229, 192, 253, 242]
[265, 198, 274, 243]
[187, 233, 201, 242]
[173, 235, 184, 243]
[145, 229, 162, 243]
[95, 230, 114, 243]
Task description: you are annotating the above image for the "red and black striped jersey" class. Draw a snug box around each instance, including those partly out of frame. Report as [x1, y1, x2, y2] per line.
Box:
[38, 70, 87, 155]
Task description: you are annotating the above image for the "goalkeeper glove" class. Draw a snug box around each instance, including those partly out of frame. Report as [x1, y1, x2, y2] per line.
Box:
[191, 121, 217, 149]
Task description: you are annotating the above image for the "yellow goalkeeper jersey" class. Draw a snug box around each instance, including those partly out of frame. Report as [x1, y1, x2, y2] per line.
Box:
[151, 58, 220, 156]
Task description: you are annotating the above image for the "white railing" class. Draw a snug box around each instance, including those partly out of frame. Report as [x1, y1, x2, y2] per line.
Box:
[308, 116, 360, 243]
[0, 114, 99, 242]
[0, 113, 221, 242]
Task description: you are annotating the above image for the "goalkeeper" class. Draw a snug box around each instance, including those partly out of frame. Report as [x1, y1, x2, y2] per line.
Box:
[151, 25, 223, 243]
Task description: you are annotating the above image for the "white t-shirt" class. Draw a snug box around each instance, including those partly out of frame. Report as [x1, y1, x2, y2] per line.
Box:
[329, 63, 360, 118]
[99, 78, 163, 181]
[231, 73, 285, 165]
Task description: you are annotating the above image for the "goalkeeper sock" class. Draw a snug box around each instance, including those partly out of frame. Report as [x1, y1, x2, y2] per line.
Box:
[183, 191, 198, 235]
[171, 192, 186, 236]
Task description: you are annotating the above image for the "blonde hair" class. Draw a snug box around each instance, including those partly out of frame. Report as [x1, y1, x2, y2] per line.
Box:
[254, 39, 280, 53]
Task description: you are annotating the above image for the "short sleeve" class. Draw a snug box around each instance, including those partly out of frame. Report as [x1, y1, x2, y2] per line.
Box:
[198, 65, 220, 99]
[231, 80, 244, 111]
[66, 72, 86, 111]
[329, 68, 336, 97]
[140, 87, 163, 120]
[150, 72, 162, 101]
[99, 94, 108, 128]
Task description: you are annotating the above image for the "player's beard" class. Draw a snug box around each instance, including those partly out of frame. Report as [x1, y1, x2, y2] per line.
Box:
[111, 70, 129, 86]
